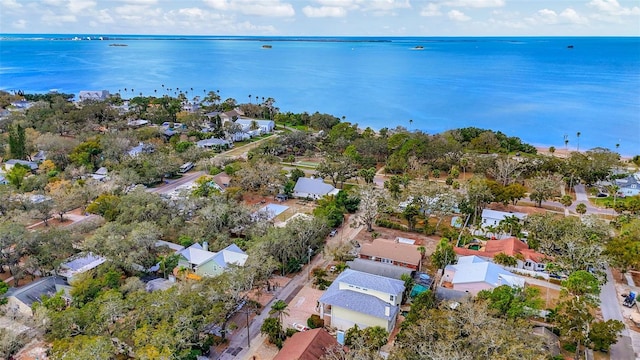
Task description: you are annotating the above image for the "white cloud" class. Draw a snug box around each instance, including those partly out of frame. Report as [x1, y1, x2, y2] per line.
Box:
[361, 0, 411, 11]
[1, 0, 22, 10]
[533, 8, 588, 25]
[68, 0, 96, 14]
[97, 9, 114, 23]
[12, 19, 27, 29]
[448, 9, 470, 21]
[302, 6, 347, 17]
[41, 12, 78, 24]
[559, 8, 588, 24]
[443, 0, 504, 8]
[589, 0, 640, 15]
[115, 0, 158, 4]
[420, 3, 441, 17]
[204, 0, 295, 17]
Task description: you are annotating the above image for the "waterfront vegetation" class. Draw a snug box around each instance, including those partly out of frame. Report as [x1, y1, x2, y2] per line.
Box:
[0, 89, 638, 359]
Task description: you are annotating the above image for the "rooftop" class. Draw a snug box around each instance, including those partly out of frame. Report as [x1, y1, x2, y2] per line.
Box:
[359, 238, 422, 266]
[274, 328, 338, 360]
[293, 177, 337, 196]
[5, 276, 68, 307]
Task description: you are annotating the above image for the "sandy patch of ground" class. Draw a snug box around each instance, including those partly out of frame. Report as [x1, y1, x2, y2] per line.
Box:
[281, 284, 325, 330]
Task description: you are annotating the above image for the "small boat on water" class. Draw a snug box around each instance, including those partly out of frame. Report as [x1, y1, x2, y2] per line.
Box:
[262, 44, 272, 49]
[109, 44, 128, 47]
[567, 45, 574, 49]
[413, 45, 424, 50]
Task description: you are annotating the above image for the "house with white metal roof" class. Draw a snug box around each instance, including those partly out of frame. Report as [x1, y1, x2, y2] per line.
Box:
[177, 243, 248, 278]
[58, 253, 107, 282]
[293, 177, 339, 199]
[318, 269, 404, 332]
[481, 209, 527, 228]
[442, 255, 524, 295]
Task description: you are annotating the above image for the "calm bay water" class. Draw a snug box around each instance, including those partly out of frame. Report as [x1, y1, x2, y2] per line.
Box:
[1, 35, 639, 155]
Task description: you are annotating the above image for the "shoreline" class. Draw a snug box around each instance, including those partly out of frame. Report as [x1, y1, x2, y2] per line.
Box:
[534, 146, 633, 162]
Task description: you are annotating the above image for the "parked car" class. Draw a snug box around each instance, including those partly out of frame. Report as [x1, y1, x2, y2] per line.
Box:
[329, 229, 338, 237]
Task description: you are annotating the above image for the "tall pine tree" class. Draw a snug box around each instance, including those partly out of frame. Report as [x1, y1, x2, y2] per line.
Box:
[8, 124, 26, 160]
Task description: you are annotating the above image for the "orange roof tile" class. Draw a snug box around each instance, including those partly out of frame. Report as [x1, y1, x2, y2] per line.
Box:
[455, 237, 547, 263]
[274, 328, 338, 360]
[359, 239, 422, 266]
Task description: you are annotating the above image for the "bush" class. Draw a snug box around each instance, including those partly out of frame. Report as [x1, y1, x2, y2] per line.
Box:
[562, 342, 576, 353]
[423, 222, 436, 236]
[307, 314, 325, 329]
[445, 177, 454, 185]
[285, 328, 299, 337]
[375, 218, 408, 231]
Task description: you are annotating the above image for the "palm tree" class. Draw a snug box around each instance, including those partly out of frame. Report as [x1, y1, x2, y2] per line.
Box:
[576, 131, 581, 152]
[248, 94, 252, 104]
[269, 300, 289, 332]
[409, 119, 413, 130]
[549, 146, 556, 156]
[576, 203, 587, 217]
[564, 138, 569, 151]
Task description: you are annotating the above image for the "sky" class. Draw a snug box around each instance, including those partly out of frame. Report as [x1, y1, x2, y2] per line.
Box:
[1, 0, 639, 36]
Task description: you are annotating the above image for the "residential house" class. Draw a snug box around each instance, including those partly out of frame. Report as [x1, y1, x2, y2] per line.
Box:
[442, 255, 524, 295]
[127, 142, 154, 157]
[91, 167, 109, 181]
[234, 118, 275, 134]
[274, 328, 339, 360]
[78, 90, 110, 102]
[9, 100, 33, 110]
[3, 159, 39, 172]
[220, 108, 244, 122]
[32, 150, 47, 163]
[481, 209, 527, 227]
[196, 138, 232, 150]
[4, 276, 70, 316]
[127, 119, 149, 128]
[455, 237, 548, 272]
[212, 172, 231, 190]
[358, 238, 422, 271]
[58, 253, 107, 282]
[318, 269, 405, 333]
[615, 173, 640, 197]
[293, 177, 339, 199]
[346, 258, 412, 280]
[177, 243, 248, 278]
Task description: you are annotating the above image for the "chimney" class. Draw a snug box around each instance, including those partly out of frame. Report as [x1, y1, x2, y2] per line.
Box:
[202, 241, 208, 252]
[384, 306, 390, 317]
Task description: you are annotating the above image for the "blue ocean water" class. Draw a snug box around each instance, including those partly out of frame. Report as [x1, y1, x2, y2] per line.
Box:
[1, 34, 639, 155]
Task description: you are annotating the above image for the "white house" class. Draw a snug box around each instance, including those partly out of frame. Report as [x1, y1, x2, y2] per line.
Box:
[481, 209, 527, 228]
[196, 138, 232, 149]
[442, 255, 524, 295]
[293, 177, 340, 199]
[58, 253, 107, 282]
[234, 118, 275, 134]
[79, 90, 110, 102]
[616, 173, 640, 197]
[318, 269, 405, 333]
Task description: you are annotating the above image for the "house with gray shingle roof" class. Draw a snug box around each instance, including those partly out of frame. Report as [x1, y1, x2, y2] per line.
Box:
[4, 276, 70, 316]
[293, 177, 339, 200]
[318, 269, 404, 333]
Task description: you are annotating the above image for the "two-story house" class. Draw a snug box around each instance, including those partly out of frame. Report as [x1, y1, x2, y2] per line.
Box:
[318, 269, 405, 333]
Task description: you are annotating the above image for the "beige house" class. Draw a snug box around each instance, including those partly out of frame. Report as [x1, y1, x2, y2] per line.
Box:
[5, 277, 70, 316]
[318, 269, 404, 333]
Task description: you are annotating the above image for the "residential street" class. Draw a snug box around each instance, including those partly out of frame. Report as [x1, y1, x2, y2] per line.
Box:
[600, 267, 636, 360]
[217, 216, 363, 359]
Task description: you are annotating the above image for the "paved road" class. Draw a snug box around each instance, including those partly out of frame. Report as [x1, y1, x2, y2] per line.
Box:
[600, 267, 636, 360]
[146, 171, 205, 194]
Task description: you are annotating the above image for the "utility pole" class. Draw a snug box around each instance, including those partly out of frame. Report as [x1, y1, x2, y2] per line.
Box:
[245, 309, 250, 348]
[307, 246, 313, 280]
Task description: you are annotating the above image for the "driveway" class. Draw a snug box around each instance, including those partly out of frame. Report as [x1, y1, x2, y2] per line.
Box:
[600, 267, 637, 360]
